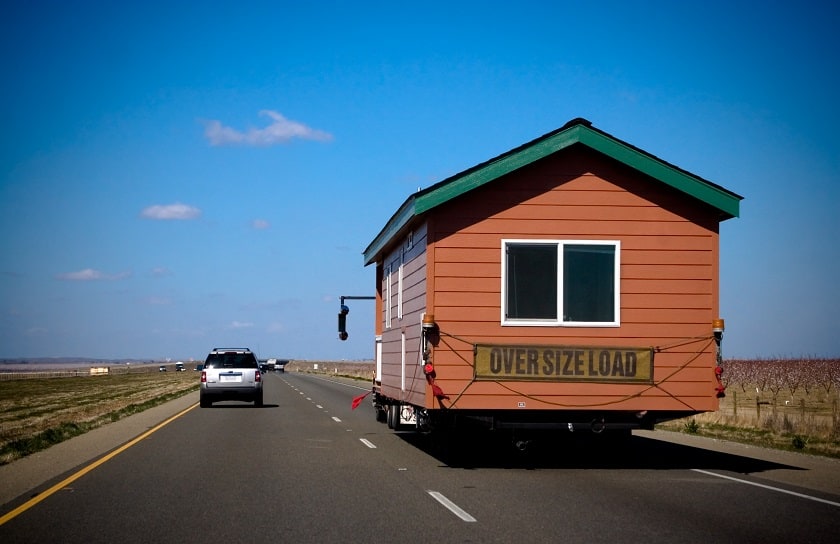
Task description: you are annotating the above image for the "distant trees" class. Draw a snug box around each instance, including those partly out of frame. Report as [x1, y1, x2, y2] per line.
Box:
[722, 357, 840, 397]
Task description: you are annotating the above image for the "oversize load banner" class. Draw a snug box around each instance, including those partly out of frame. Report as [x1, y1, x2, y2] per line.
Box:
[474, 344, 654, 383]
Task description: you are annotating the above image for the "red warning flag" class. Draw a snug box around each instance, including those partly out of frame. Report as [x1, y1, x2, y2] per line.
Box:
[351, 391, 371, 410]
[431, 383, 449, 400]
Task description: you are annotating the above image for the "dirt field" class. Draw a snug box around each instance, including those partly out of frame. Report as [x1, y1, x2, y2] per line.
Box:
[0, 370, 198, 464]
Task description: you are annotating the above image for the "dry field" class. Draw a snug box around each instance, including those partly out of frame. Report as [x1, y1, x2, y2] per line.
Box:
[0, 368, 198, 465]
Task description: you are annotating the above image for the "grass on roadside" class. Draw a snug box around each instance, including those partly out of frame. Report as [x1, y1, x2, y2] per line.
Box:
[658, 413, 840, 459]
[0, 371, 198, 465]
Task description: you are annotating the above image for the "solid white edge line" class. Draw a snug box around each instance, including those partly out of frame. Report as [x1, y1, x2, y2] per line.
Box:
[359, 438, 377, 449]
[427, 490, 477, 522]
[691, 469, 840, 507]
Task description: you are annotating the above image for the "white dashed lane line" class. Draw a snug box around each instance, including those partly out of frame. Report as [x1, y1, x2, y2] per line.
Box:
[283, 380, 476, 524]
[692, 469, 840, 507]
[427, 491, 477, 522]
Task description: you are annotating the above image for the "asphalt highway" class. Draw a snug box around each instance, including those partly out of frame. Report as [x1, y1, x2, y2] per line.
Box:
[1, 372, 839, 543]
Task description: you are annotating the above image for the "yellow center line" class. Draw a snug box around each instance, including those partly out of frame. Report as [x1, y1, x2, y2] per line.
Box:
[0, 402, 199, 526]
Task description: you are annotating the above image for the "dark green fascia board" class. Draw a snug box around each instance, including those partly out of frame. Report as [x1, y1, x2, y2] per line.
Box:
[363, 122, 742, 266]
[363, 126, 582, 265]
[577, 129, 742, 220]
[413, 127, 583, 215]
[363, 198, 416, 266]
[413, 124, 742, 218]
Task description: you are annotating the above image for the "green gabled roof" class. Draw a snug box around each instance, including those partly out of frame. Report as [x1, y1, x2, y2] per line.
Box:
[363, 118, 743, 266]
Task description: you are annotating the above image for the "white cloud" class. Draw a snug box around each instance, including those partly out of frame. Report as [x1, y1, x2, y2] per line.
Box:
[229, 321, 254, 329]
[150, 267, 172, 277]
[252, 219, 270, 230]
[56, 269, 131, 281]
[204, 110, 333, 146]
[140, 203, 201, 220]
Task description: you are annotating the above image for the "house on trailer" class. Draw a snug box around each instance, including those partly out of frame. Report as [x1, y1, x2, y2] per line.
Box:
[362, 118, 743, 430]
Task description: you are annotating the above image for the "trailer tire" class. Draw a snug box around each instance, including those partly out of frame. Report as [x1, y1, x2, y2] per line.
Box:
[375, 406, 387, 423]
[387, 404, 398, 430]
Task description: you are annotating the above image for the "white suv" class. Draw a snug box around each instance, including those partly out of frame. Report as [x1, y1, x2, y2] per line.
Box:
[200, 348, 263, 407]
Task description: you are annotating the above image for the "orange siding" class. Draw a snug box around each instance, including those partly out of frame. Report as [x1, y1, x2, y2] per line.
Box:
[423, 147, 721, 412]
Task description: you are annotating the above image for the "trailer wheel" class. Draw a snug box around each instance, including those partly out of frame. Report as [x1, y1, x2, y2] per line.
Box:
[375, 406, 387, 423]
[387, 404, 398, 430]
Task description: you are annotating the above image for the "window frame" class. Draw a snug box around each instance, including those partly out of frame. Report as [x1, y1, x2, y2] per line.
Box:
[385, 263, 392, 329]
[500, 239, 621, 327]
[397, 249, 404, 321]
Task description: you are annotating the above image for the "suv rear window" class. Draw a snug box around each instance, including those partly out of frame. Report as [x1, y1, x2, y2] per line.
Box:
[205, 352, 258, 369]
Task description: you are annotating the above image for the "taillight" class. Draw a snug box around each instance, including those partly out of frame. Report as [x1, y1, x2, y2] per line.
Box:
[255, 370, 261, 382]
[201, 371, 207, 383]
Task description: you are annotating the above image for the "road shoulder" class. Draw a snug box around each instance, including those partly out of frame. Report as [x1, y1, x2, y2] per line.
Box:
[0, 392, 198, 508]
[636, 429, 840, 497]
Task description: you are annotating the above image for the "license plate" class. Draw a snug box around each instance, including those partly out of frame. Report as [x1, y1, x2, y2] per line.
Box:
[220, 374, 242, 383]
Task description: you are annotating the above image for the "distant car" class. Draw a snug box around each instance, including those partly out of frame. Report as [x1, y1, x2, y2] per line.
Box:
[194, 364, 204, 372]
[159, 365, 167, 372]
[175, 362, 186, 372]
[276, 359, 288, 373]
[200, 348, 263, 408]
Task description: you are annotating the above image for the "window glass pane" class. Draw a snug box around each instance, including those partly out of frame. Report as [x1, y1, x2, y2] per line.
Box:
[506, 244, 557, 319]
[563, 244, 614, 322]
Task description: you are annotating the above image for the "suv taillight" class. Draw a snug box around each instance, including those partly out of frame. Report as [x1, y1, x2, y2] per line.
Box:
[255, 370, 261, 382]
[201, 371, 207, 383]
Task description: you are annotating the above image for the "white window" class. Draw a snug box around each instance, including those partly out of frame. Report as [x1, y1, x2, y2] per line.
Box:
[385, 264, 392, 329]
[501, 239, 620, 327]
[401, 331, 406, 391]
[397, 250, 404, 320]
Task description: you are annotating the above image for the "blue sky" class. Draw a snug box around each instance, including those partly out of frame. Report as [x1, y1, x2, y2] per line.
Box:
[1, 1, 838, 361]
